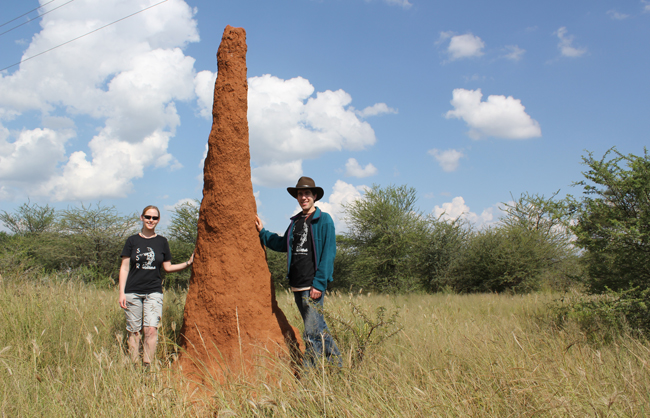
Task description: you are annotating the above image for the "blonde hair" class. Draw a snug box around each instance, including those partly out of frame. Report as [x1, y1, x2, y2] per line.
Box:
[141, 205, 160, 217]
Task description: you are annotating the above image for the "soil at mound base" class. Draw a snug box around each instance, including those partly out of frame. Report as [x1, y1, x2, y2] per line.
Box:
[178, 25, 301, 383]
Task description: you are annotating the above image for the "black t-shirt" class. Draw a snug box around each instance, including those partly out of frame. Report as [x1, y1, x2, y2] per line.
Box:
[121, 234, 171, 294]
[289, 214, 315, 288]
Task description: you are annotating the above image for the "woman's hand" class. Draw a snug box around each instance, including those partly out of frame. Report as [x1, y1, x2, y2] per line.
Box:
[187, 252, 194, 266]
[255, 215, 263, 232]
[119, 293, 127, 309]
[310, 287, 322, 300]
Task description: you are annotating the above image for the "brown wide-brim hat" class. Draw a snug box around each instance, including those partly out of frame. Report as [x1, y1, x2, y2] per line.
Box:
[287, 176, 324, 202]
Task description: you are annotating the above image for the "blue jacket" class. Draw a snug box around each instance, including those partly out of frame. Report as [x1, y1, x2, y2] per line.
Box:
[258, 207, 336, 292]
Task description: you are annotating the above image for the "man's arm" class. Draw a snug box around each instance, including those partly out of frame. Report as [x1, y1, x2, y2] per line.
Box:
[311, 213, 336, 293]
[255, 215, 288, 253]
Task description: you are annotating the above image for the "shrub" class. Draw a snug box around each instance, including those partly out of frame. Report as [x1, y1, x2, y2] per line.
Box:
[570, 147, 650, 292]
[550, 287, 650, 342]
[340, 184, 430, 293]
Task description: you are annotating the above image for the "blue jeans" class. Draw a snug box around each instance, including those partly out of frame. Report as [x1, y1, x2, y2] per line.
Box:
[293, 290, 341, 368]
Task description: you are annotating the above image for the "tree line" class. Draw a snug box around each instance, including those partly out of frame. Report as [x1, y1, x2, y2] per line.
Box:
[1, 147, 647, 301]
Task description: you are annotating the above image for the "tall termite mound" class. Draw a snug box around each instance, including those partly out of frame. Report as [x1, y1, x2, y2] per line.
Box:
[178, 26, 301, 382]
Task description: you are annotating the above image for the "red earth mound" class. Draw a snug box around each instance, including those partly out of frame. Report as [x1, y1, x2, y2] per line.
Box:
[178, 25, 301, 384]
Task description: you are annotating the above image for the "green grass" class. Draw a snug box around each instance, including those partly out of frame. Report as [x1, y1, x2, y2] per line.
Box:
[1, 275, 649, 417]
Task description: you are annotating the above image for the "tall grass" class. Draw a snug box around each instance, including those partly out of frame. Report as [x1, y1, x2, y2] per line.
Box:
[1, 274, 649, 416]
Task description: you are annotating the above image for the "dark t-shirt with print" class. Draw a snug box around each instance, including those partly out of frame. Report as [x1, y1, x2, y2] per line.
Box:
[289, 213, 315, 288]
[121, 234, 171, 294]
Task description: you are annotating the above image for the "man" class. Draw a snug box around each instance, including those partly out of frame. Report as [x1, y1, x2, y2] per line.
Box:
[255, 176, 341, 367]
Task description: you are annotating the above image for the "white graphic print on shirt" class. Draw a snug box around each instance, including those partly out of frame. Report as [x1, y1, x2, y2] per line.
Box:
[135, 247, 156, 270]
[295, 221, 309, 255]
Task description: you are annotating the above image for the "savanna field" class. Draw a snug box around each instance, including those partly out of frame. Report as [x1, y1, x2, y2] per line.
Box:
[2, 274, 649, 417]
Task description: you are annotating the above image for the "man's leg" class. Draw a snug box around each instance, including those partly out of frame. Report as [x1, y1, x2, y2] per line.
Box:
[294, 290, 341, 367]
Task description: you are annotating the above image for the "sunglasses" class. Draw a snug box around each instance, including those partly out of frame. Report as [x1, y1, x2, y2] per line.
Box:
[143, 215, 159, 220]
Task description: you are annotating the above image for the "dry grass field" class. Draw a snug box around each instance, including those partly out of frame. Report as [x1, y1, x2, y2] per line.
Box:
[1, 275, 649, 417]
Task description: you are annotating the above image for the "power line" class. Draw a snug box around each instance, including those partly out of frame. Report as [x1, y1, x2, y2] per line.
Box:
[0, 0, 77, 37]
[0, 0, 59, 28]
[0, 0, 169, 73]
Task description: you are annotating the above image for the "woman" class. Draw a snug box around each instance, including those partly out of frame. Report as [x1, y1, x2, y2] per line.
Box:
[118, 205, 194, 368]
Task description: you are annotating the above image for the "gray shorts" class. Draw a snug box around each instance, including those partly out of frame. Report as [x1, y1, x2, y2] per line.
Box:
[123, 292, 163, 333]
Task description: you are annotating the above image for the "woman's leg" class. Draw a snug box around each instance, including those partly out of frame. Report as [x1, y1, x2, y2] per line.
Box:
[142, 292, 164, 365]
[142, 326, 158, 365]
[123, 293, 145, 362]
[126, 332, 142, 363]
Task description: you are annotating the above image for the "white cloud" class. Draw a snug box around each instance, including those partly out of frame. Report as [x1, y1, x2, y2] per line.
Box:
[195, 70, 217, 119]
[252, 160, 304, 188]
[555, 27, 587, 57]
[607, 10, 630, 20]
[0, 128, 74, 183]
[440, 32, 485, 61]
[643, 1, 650, 13]
[428, 148, 465, 172]
[445, 88, 541, 140]
[503, 45, 525, 61]
[365, 0, 412, 9]
[163, 198, 199, 212]
[247, 74, 379, 187]
[432, 196, 502, 229]
[0, 0, 199, 201]
[315, 180, 366, 231]
[253, 191, 261, 210]
[345, 158, 378, 178]
[355, 103, 398, 117]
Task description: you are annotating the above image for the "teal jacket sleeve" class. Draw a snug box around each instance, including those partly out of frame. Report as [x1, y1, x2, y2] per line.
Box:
[259, 227, 288, 253]
[312, 213, 336, 292]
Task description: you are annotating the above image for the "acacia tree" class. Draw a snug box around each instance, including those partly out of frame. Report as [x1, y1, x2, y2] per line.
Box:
[0, 201, 57, 235]
[58, 203, 139, 281]
[165, 199, 200, 288]
[341, 184, 430, 292]
[571, 147, 650, 292]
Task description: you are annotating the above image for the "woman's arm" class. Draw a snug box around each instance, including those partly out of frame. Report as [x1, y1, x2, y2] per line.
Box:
[118, 257, 130, 309]
[162, 252, 194, 273]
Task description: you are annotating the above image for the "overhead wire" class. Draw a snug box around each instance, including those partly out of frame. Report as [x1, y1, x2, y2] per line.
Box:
[1, 0, 77, 37]
[0, 0, 59, 28]
[0, 0, 169, 73]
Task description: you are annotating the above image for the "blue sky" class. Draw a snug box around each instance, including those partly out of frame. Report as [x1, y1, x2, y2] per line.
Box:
[1, 0, 648, 234]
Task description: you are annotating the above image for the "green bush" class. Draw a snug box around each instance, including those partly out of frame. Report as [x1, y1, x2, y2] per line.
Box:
[550, 287, 650, 342]
[449, 227, 550, 293]
[570, 148, 650, 292]
[419, 216, 469, 292]
[340, 184, 430, 293]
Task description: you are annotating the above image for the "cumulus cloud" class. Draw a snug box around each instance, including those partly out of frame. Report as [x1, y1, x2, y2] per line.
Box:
[440, 32, 485, 61]
[555, 27, 587, 57]
[432, 196, 502, 228]
[194, 70, 217, 119]
[0, 0, 199, 201]
[428, 148, 465, 172]
[247, 74, 380, 187]
[315, 180, 366, 231]
[355, 103, 398, 118]
[345, 158, 378, 178]
[0, 127, 74, 183]
[503, 45, 525, 61]
[252, 160, 303, 188]
[364, 0, 412, 9]
[163, 197, 199, 212]
[445, 88, 541, 140]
